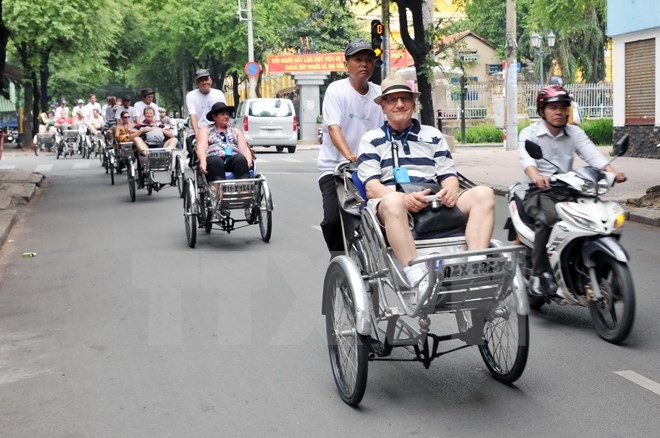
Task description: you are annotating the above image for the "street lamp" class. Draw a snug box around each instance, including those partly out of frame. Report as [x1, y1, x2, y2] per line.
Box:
[530, 30, 555, 85]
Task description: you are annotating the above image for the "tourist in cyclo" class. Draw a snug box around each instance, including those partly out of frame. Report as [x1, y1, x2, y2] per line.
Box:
[129, 107, 177, 156]
[195, 102, 251, 182]
[357, 77, 496, 304]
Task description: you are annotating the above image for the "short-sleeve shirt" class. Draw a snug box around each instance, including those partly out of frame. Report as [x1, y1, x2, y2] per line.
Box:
[186, 88, 226, 129]
[317, 78, 384, 178]
[357, 119, 456, 190]
[134, 102, 160, 121]
[115, 106, 137, 122]
[207, 127, 240, 158]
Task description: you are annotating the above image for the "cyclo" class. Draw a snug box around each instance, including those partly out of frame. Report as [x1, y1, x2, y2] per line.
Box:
[123, 142, 184, 202]
[322, 162, 529, 406]
[183, 149, 273, 247]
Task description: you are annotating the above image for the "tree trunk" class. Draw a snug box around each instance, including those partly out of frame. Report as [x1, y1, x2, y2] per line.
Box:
[231, 71, 240, 107]
[393, 0, 436, 126]
[0, 0, 9, 98]
[39, 49, 52, 114]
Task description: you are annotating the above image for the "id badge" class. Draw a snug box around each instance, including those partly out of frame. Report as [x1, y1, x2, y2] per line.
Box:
[393, 166, 411, 184]
[223, 146, 234, 157]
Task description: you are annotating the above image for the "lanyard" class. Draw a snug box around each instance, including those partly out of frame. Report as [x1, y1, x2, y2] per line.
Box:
[387, 125, 412, 184]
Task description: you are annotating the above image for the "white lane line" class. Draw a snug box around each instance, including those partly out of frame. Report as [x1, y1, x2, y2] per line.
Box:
[255, 158, 270, 163]
[72, 162, 91, 170]
[280, 158, 302, 163]
[34, 164, 54, 173]
[311, 225, 322, 232]
[615, 370, 660, 396]
[0, 165, 16, 170]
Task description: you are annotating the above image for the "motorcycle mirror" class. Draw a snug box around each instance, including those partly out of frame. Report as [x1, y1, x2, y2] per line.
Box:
[613, 134, 629, 157]
[525, 140, 544, 159]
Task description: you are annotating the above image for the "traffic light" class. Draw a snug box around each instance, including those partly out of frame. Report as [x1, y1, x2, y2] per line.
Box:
[371, 19, 384, 67]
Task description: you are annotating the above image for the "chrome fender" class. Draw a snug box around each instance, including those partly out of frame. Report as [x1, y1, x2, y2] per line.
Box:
[260, 177, 274, 212]
[321, 255, 371, 336]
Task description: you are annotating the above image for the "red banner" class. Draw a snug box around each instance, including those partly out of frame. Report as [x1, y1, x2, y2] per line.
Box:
[267, 51, 412, 74]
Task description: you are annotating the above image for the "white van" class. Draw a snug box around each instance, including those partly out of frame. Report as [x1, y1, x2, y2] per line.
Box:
[232, 98, 298, 153]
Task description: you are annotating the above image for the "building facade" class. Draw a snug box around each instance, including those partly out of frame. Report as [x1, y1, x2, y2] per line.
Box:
[607, 0, 660, 158]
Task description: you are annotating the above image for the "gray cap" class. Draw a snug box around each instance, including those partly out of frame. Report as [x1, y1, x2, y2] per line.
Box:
[195, 69, 211, 80]
[344, 40, 375, 58]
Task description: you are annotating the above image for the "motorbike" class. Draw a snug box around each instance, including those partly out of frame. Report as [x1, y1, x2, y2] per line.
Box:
[317, 126, 323, 144]
[503, 135, 635, 344]
[3, 127, 18, 144]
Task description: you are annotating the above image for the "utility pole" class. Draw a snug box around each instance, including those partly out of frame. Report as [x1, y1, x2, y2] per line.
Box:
[382, 0, 390, 80]
[238, 0, 256, 99]
[505, 0, 518, 151]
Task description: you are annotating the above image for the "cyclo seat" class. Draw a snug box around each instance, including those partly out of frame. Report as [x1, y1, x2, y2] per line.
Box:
[351, 171, 467, 240]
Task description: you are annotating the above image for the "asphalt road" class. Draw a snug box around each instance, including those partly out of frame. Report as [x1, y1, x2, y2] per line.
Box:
[0, 150, 659, 437]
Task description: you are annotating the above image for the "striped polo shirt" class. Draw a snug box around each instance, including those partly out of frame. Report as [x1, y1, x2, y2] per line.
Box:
[357, 119, 456, 189]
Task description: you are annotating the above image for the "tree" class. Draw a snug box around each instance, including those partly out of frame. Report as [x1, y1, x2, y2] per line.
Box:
[5, 0, 119, 137]
[392, 0, 437, 125]
[0, 0, 10, 98]
[456, 0, 607, 83]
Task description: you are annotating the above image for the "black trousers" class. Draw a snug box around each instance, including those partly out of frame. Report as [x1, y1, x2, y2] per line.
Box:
[319, 174, 345, 256]
[206, 154, 249, 181]
[523, 187, 573, 275]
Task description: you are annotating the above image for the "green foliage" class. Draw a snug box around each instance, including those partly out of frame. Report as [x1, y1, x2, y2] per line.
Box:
[455, 124, 504, 143]
[581, 118, 612, 145]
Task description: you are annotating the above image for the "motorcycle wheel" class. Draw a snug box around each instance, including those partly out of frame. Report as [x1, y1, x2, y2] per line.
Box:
[588, 254, 635, 344]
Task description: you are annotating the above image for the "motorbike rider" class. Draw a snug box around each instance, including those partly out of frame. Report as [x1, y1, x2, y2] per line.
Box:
[518, 85, 626, 297]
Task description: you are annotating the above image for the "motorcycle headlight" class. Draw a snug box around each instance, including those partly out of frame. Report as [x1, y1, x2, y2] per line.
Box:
[581, 179, 597, 196]
[614, 213, 626, 229]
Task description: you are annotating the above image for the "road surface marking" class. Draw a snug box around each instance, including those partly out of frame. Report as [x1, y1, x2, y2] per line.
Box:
[255, 158, 269, 163]
[72, 162, 91, 170]
[280, 158, 302, 163]
[615, 370, 660, 396]
[34, 164, 54, 173]
[0, 164, 16, 170]
[311, 225, 321, 232]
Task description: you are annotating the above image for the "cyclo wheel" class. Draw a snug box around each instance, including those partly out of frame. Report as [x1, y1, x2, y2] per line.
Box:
[588, 254, 635, 344]
[184, 178, 197, 248]
[478, 271, 529, 384]
[110, 161, 115, 185]
[258, 183, 272, 242]
[128, 162, 136, 202]
[175, 155, 185, 198]
[324, 259, 369, 406]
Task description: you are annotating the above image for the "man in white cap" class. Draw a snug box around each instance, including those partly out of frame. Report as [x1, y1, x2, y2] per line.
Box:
[357, 77, 495, 304]
[317, 40, 384, 257]
[185, 68, 226, 159]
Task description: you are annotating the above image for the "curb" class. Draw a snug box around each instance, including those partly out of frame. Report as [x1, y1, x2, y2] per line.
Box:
[0, 209, 17, 249]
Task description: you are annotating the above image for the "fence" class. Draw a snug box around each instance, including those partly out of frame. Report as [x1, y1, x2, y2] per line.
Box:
[521, 82, 613, 119]
[438, 82, 612, 120]
[438, 83, 490, 119]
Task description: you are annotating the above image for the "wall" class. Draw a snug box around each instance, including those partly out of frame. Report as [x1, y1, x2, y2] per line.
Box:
[607, 0, 660, 37]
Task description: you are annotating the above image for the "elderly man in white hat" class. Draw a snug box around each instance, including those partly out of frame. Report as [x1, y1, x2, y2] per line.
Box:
[357, 77, 496, 303]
